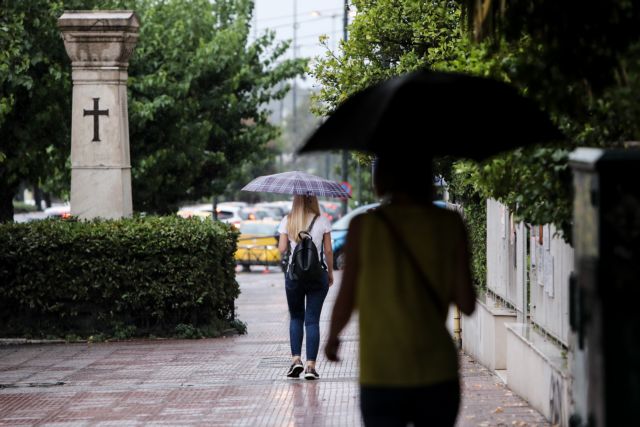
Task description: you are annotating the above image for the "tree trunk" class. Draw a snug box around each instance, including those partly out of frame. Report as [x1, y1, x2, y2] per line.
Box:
[0, 183, 15, 222]
[44, 192, 52, 208]
[34, 184, 43, 211]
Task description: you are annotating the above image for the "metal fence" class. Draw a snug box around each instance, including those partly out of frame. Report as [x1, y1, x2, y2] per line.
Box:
[486, 199, 572, 346]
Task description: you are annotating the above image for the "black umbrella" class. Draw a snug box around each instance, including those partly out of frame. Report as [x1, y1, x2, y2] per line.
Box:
[298, 70, 563, 160]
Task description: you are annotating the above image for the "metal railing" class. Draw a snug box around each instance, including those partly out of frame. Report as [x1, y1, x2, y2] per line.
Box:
[486, 199, 572, 347]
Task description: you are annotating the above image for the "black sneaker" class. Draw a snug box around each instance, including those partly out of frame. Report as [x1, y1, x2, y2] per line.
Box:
[304, 367, 320, 380]
[286, 362, 304, 378]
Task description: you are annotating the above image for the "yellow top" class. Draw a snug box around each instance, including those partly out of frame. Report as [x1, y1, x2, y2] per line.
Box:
[356, 204, 464, 387]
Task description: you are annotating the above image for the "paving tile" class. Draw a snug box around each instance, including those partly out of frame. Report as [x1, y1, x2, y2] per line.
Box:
[0, 270, 548, 426]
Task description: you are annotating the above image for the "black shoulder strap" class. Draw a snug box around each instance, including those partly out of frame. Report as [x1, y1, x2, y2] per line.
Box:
[307, 214, 319, 233]
[375, 210, 445, 317]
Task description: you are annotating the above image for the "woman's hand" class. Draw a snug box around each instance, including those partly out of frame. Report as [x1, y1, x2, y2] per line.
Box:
[325, 336, 340, 362]
[323, 232, 334, 287]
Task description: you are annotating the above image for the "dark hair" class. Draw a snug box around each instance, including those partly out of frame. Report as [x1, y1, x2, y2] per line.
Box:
[373, 155, 434, 198]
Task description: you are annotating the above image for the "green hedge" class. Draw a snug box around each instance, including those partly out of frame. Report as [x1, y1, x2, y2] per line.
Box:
[0, 216, 240, 339]
[448, 164, 487, 290]
[463, 196, 487, 290]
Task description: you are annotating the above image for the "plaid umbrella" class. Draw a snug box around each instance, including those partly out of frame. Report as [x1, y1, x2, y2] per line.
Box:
[242, 171, 351, 198]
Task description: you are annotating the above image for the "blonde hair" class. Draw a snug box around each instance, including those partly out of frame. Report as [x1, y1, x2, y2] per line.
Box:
[287, 195, 321, 243]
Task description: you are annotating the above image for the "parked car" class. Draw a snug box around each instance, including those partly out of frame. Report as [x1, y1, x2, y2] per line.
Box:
[177, 204, 244, 228]
[319, 201, 342, 223]
[176, 204, 212, 219]
[235, 220, 282, 272]
[240, 207, 274, 221]
[217, 201, 248, 209]
[44, 204, 71, 220]
[330, 201, 447, 269]
[331, 203, 380, 269]
[266, 201, 292, 215]
[218, 206, 245, 228]
[253, 202, 286, 221]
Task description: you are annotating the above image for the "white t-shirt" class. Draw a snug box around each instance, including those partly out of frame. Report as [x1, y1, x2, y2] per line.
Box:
[278, 214, 332, 266]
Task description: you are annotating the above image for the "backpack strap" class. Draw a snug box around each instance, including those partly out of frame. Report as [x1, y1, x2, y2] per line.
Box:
[375, 210, 445, 317]
[307, 214, 319, 232]
[309, 215, 326, 268]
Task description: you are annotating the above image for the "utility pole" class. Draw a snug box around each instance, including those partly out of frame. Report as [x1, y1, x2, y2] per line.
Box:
[331, 13, 338, 51]
[325, 13, 339, 181]
[341, 0, 349, 215]
[357, 161, 362, 205]
[292, 0, 298, 143]
[325, 153, 330, 179]
[252, 9, 257, 40]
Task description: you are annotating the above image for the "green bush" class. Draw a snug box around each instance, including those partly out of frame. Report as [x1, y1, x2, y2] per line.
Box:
[0, 216, 240, 339]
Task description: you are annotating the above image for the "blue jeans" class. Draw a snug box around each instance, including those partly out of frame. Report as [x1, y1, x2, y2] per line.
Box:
[285, 271, 329, 361]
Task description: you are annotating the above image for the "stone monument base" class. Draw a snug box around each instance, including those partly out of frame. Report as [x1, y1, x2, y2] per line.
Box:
[71, 168, 132, 219]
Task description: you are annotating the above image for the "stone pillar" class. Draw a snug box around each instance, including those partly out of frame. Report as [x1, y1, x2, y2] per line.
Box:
[58, 11, 139, 219]
[569, 147, 640, 427]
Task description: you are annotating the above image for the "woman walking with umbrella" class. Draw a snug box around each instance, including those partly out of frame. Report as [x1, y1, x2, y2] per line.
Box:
[299, 69, 562, 425]
[242, 171, 349, 380]
[278, 194, 333, 379]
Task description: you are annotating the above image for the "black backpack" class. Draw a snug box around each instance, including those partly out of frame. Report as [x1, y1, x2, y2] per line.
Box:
[286, 215, 326, 286]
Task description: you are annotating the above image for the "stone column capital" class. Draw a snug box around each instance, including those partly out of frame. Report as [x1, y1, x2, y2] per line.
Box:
[58, 10, 139, 68]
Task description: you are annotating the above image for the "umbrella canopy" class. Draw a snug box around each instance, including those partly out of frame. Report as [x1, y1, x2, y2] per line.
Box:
[298, 70, 563, 160]
[242, 171, 351, 199]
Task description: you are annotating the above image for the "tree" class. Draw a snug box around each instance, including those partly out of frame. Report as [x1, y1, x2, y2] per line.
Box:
[109, 0, 306, 213]
[312, 0, 498, 115]
[0, 0, 74, 221]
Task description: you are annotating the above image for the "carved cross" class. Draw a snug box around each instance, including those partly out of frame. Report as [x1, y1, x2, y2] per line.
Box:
[83, 98, 109, 142]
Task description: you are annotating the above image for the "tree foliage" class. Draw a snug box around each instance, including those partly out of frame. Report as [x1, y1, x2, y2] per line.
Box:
[311, 0, 498, 116]
[120, 0, 306, 213]
[0, 0, 74, 221]
[459, 1, 640, 240]
[313, 0, 640, 241]
[464, 1, 640, 94]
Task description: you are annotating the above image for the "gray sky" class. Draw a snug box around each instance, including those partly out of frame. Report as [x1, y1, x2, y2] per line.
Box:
[253, 0, 348, 88]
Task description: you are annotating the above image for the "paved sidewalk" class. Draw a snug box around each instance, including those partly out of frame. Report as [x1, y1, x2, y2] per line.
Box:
[0, 269, 548, 426]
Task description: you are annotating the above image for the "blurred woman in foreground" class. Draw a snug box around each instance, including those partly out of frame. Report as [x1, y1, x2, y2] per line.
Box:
[325, 155, 476, 426]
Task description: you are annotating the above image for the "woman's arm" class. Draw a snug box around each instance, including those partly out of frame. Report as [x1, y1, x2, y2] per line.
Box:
[452, 224, 476, 315]
[325, 214, 363, 361]
[278, 232, 289, 255]
[323, 232, 334, 286]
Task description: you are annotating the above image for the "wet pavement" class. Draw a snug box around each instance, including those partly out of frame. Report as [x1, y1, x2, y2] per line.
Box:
[0, 268, 549, 426]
